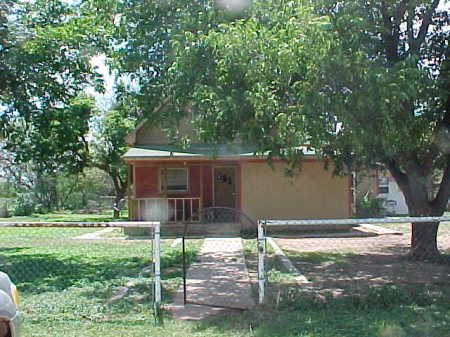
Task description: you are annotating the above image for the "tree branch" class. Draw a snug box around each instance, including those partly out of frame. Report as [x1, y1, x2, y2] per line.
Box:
[384, 158, 409, 192]
[410, 0, 440, 54]
[392, 0, 409, 51]
[432, 159, 450, 212]
[421, 148, 439, 177]
[406, 6, 415, 49]
[380, 0, 398, 62]
[394, 0, 409, 23]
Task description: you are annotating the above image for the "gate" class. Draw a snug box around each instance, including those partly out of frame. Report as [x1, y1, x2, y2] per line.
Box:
[179, 207, 263, 307]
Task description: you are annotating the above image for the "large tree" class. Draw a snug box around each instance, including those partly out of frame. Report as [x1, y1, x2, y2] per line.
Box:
[89, 101, 137, 217]
[0, 0, 111, 172]
[161, 0, 449, 260]
[311, 0, 450, 260]
[109, 0, 237, 119]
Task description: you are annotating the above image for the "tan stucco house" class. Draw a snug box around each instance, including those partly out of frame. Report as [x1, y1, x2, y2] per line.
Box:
[122, 120, 353, 229]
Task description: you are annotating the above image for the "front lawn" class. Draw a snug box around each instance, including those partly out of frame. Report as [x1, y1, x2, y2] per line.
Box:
[0, 227, 201, 336]
[272, 234, 450, 337]
[2, 229, 450, 337]
[0, 211, 128, 223]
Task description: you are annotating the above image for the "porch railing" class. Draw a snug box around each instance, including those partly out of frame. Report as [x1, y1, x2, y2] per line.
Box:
[130, 197, 201, 223]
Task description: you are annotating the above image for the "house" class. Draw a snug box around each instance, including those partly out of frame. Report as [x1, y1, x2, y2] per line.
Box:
[355, 169, 409, 215]
[357, 169, 450, 216]
[122, 119, 353, 234]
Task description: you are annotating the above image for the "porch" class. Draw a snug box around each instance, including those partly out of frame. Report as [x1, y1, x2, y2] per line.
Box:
[127, 161, 242, 226]
[129, 197, 202, 223]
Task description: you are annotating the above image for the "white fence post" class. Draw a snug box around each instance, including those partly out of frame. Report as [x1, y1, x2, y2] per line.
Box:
[153, 222, 161, 320]
[257, 221, 265, 304]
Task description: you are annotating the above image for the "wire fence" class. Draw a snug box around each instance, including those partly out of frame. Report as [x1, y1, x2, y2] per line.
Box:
[0, 222, 162, 335]
[2, 215, 450, 335]
[257, 216, 450, 308]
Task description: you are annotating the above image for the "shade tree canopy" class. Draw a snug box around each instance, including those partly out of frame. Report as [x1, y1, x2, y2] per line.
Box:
[157, 0, 449, 260]
[0, 0, 448, 257]
[89, 99, 138, 216]
[0, 0, 112, 172]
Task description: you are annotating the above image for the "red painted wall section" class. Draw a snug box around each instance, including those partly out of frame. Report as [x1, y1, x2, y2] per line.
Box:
[188, 166, 201, 197]
[135, 167, 159, 197]
[202, 166, 213, 207]
[133, 164, 219, 207]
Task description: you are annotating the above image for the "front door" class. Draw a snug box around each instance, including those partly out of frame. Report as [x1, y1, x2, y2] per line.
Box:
[213, 167, 236, 208]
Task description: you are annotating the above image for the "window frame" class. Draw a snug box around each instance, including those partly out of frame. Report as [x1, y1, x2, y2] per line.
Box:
[377, 176, 389, 194]
[159, 167, 189, 193]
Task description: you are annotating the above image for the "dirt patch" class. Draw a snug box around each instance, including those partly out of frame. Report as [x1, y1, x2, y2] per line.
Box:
[276, 232, 450, 294]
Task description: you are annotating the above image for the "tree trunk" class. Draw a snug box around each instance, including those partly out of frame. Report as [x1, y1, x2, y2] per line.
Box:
[410, 221, 440, 261]
[404, 194, 442, 261]
[111, 177, 127, 218]
[385, 162, 449, 261]
[113, 195, 122, 218]
[406, 194, 441, 261]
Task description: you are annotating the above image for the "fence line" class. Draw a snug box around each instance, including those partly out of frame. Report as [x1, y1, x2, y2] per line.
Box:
[0, 221, 162, 324]
[0, 221, 160, 228]
[257, 216, 450, 304]
[261, 216, 450, 226]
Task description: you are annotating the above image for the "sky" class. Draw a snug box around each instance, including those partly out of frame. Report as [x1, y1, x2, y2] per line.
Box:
[86, 54, 116, 112]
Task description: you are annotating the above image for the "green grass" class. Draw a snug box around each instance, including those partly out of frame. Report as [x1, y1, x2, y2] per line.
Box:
[379, 220, 450, 235]
[2, 229, 450, 336]
[287, 250, 355, 265]
[0, 227, 201, 336]
[251, 284, 450, 337]
[241, 240, 450, 337]
[0, 211, 129, 222]
[192, 285, 450, 337]
[242, 239, 300, 288]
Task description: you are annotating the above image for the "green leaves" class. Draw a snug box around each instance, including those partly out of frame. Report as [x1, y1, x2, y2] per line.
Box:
[166, 0, 329, 162]
[1, 0, 111, 172]
[163, 0, 450, 219]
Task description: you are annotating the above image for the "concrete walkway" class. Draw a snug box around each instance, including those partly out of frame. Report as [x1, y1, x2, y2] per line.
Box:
[169, 238, 255, 320]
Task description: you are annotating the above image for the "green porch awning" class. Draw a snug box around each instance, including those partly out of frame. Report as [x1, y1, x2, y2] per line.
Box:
[122, 144, 316, 159]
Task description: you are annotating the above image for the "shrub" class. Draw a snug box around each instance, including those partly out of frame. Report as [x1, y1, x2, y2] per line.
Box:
[355, 192, 385, 218]
[12, 195, 36, 216]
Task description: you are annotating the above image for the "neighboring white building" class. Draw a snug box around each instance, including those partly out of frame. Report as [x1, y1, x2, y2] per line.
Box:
[358, 169, 448, 216]
[376, 171, 409, 215]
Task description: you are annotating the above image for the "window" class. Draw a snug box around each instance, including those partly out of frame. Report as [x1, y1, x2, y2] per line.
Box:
[378, 176, 389, 194]
[161, 168, 188, 192]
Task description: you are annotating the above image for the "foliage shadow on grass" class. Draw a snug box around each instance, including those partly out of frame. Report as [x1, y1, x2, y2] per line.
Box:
[285, 247, 450, 295]
[192, 284, 450, 337]
[0, 252, 150, 293]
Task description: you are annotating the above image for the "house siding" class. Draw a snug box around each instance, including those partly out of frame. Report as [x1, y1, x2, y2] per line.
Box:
[134, 166, 200, 198]
[240, 161, 350, 221]
[135, 119, 199, 145]
[135, 167, 159, 197]
[202, 165, 213, 208]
